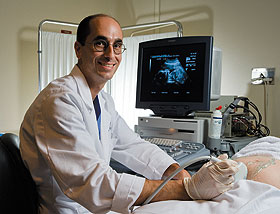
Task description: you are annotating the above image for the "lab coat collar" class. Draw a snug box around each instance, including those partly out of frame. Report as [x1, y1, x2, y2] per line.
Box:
[70, 65, 93, 112]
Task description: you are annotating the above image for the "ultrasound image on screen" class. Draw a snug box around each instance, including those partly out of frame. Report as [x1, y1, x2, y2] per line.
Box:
[140, 43, 206, 102]
[153, 57, 189, 87]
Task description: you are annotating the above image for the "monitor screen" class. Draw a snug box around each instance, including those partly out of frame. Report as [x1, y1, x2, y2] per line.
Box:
[135, 36, 213, 117]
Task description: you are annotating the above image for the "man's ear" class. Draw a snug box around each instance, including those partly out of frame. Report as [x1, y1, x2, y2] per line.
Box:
[74, 41, 82, 59]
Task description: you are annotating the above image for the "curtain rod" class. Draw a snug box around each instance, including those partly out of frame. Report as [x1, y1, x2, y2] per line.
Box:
[38, 19, 183, 92]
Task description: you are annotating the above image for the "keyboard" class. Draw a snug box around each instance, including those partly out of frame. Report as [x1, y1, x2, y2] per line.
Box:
[143, 137, 181, 147]
[144, 137, 210, 166]
[110, 137, 210, 175]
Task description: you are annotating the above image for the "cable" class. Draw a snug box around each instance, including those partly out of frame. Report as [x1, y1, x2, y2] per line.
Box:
[235, 100, 269, 137]
[258, 73, 269, 126]
[263, 79, 267, 126]
[222, 97, 270, 138]
[142, 155, 220, 205]
[221, 97, 244, 136]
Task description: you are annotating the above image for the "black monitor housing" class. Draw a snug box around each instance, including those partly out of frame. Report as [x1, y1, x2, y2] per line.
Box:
[135, 36, 213, 118]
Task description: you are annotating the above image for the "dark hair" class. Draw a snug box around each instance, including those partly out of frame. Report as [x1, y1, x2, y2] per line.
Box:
[76, 14, 120, 46]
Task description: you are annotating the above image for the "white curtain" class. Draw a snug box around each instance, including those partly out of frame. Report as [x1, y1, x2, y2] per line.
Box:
[110, 32, 177, 129]
[40, 31, 177, 129]
[41, 31, 77, 90]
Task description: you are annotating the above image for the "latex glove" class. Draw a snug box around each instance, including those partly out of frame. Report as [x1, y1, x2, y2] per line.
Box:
[217, 153, 230, 160]
[183, 156, 238, 200]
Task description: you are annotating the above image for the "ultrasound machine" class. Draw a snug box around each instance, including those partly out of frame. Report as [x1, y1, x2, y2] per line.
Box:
[110, 36, 224, 174]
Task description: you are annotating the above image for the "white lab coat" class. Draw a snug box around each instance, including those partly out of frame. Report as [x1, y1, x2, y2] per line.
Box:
[20, 65, 176, 214]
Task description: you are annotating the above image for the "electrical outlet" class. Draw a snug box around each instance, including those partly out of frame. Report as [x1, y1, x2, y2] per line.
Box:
[251, 67, 275, 85]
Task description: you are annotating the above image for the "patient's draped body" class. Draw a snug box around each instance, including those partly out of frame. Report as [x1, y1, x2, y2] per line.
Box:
[233, 155, 280, 189]
[230, 136, 280, 189]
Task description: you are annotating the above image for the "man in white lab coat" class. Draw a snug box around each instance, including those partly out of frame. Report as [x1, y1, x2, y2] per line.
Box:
[20, 14, 237, 214]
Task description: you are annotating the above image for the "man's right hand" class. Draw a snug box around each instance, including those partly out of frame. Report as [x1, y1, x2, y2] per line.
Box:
[183, 157, 239, 200]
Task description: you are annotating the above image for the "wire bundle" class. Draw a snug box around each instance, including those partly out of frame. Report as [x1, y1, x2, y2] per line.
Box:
[230, 97, 270, 137]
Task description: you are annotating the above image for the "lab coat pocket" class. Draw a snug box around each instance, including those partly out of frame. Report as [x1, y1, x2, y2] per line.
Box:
[104, 122, 118, 156]
[108, 125, 118, 147]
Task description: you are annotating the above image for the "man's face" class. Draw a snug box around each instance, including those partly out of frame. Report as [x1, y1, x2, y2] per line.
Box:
[75, 16, 123, 85]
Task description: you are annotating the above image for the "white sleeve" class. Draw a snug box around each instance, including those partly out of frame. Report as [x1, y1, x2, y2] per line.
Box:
[111, 115, 177, 180]
[34, 92, 145, 214]
[103, 93, 177, 180]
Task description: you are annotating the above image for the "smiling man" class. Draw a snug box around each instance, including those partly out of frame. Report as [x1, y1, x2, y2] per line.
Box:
[20, 14, 237, 214]
[75, 15, 123, 98]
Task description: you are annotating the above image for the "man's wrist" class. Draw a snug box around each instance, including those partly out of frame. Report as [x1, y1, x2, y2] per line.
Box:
[162, 163, 191, 180]
[162, 163, 180, 180]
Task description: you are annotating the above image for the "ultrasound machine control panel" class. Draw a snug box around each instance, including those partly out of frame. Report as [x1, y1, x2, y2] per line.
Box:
[143, 137, 210, 166]
[110, 137, 210, 175]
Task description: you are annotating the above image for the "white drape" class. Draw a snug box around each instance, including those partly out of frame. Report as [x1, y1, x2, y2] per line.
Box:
[40, 31, 177, 129]
[110, 32, 177, 129]
[41, 31, 77, 90]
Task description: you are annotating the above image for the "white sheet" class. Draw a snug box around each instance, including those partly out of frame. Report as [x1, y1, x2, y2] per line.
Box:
[132, 180, 280, 214]
[232, 136, 280, 160]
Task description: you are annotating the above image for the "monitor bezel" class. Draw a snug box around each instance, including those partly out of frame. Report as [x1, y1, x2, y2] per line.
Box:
[135, 36, 213, 118]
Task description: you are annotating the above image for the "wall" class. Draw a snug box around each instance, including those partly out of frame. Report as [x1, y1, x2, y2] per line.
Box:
[118, 0, 280, 137]
[0, 0, 123, 134]
[0, 0, 279, 137]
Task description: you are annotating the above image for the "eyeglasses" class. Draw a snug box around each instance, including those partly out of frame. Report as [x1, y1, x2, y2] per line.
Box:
[87, 39, 126, 55]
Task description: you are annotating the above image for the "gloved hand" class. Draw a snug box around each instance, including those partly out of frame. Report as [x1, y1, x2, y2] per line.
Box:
[183, 155, 238, 200]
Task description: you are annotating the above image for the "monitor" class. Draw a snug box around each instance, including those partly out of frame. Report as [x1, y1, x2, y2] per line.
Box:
[135, 36, 214, 118]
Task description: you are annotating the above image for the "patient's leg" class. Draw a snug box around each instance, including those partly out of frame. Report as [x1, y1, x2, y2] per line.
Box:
[233, 155, 280, 189]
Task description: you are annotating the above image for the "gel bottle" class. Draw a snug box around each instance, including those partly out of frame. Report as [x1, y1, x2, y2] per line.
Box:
[207, 106, 223, 151]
